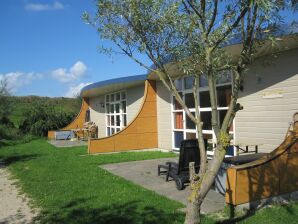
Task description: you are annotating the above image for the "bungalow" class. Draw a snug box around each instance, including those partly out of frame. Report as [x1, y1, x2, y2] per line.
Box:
[46, 26, 298, 208]
[48, 25, 298, 156]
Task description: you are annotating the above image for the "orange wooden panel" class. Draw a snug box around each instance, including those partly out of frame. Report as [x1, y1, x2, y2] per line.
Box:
[137, 132, 158, 148]
[48, 131, 55, 139]
[114, 134, 139, 151]
[234, 161, 280, 205]
[89, 137, 115, 153]
[145, 81, 157, 102]
[288, 141, 298, 154]
[138, 102, 157, 118]
[136, 117, 158, 133]
[226, 130, 298, 205]
[279, 152, 298, 194]
[226, 168, 237, 204]
[120, 121, 138, 134]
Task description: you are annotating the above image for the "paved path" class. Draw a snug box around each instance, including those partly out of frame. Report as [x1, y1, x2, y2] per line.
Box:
[101, 158, 225, 214]
[0, 166, 38, 224]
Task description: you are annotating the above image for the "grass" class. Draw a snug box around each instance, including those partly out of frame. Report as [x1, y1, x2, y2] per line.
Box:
[0, 139, 187, 223]
[0, 139, 297, 224]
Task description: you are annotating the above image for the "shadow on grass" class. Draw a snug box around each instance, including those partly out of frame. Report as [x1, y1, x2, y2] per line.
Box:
[34, 198, 184, 224]
[0, 154, 39, 166]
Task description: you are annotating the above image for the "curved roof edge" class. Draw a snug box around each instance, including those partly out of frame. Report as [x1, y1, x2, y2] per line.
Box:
[81, 74, 148, 97]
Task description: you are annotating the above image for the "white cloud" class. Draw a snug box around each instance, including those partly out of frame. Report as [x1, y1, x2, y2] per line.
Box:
[65, 82, 92, 98]
[52, 61, 88, 83]
[0, 72, 43, 93]
[25, 1, 64, 11]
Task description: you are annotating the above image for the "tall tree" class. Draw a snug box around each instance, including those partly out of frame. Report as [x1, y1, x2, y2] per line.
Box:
[84, 0, 297, 223]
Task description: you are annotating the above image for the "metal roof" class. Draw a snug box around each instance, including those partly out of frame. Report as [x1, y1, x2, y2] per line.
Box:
[80, 74, 147, 97]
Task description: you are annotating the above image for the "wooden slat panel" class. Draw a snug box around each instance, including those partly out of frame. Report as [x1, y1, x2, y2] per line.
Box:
[47, 131, 55, 139]
[226, 130, 298, 205]
[89, 137, 115, 153]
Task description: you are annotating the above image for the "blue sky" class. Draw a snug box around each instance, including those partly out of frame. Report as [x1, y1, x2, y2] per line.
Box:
[0, 1, 297, 98]
[0, 0, 149, 97]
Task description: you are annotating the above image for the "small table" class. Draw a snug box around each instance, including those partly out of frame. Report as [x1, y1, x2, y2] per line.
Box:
[233, 143, 263, 156]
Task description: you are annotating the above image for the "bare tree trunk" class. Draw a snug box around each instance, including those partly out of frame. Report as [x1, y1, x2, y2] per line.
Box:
[185, 200, 201, 224]
[185, 143, 227, 223]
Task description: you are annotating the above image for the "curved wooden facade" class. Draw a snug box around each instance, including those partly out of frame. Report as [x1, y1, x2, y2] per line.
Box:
[88, 80, 158, 154]
[47, 98, 89, 139]
[62, 98, 89, 130]
[226, 128, 298, 205]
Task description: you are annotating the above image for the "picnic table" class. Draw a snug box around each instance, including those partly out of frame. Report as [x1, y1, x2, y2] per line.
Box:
[233, 142, 264, 156]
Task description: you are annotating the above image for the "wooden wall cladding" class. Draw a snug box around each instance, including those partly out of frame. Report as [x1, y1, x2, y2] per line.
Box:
[88, 80, 158, 154]
[226, 129, 298, 205]
[47, 98, 89, 139]
[62, 98, 89, 130]
[47, 130, 55, 139]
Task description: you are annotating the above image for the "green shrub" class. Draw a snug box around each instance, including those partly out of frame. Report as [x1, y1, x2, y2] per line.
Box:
[19, 101, 76, 137]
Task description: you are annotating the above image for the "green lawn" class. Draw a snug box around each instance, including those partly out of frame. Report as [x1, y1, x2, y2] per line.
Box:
[0, 139, 297, 224]
[0, 139, 186, 224]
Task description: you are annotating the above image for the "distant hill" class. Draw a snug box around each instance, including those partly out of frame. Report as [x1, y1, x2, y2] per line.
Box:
[7, 96, 82, 127]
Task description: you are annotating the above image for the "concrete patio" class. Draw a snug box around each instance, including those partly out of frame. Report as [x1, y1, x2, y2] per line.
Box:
[48, 140, 88, 148]
[101, 157, 225, 214]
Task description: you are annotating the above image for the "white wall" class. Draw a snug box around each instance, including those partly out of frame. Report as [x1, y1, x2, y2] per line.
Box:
[156, 81, 173, 150]
[89, 95, 106, 138]
[126, 85, 144, 123]
[154, 48, 298, 152]
[235, 47, 298, 152]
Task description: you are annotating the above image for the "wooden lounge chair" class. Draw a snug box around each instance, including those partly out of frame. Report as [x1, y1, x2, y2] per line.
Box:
[158, 139, 200, 190]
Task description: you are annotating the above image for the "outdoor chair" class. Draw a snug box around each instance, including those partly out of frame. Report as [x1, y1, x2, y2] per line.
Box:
[158, 139, 201, 190]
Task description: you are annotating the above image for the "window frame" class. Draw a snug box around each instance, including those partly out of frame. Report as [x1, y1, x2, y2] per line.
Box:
[105, 91, 127, 136]
[171, 74, 235, 156]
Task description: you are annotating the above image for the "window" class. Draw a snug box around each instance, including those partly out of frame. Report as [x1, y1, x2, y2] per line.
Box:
[171, 74, 235, 155]
[105, 91, 127, 136]
[85, 109, 90, 122]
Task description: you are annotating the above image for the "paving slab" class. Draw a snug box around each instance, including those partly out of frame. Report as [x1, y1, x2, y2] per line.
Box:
[100, 158, 225, 214]
[48, 140, 87, 148]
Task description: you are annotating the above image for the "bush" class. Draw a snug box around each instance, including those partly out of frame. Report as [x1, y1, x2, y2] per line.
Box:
[19, 101, 76, 137]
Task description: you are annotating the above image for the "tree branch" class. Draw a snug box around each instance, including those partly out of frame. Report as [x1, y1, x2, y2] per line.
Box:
[206, 0, 218, 35]
[211, 2, 250, 52]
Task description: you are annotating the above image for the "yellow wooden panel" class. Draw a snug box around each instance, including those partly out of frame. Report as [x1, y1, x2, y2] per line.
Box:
[288, 141, 298, 153]
[89, 137, 115, 153]
[225, 130, 298, 205]
[226, 168, 237, 204]
[138, 102, 157, 118]
[114, 134, 139, 151]
[279, 152, 298, 194]
[232, 160, 280, 205]
[120, 121, 138, 134]
[143, 83, 156, 102]
[48, 131, 55, 139]
[136, 117, 158, 133]
[137, 132, 158, 148]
